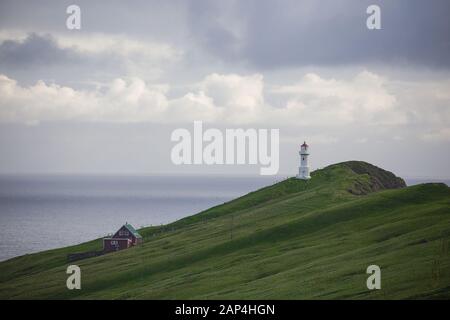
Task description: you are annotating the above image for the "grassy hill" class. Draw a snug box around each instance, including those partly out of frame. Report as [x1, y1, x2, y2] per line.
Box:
[0, 161, 449, 299]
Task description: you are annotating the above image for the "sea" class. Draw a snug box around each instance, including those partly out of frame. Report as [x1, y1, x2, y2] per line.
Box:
[0, 175, 283, 262]
[0, 175, 448, 262]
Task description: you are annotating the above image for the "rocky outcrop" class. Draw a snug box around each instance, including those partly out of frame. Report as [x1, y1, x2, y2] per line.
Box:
[339, 161, 406, 195]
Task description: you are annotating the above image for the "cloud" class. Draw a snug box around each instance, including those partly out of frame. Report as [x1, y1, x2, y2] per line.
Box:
[271, 71, 405, 126]
[281, 133, 338, 144]
[2, 1, 449, 72]
[0, 71, 448, 135]
[0, 74, 169, 123]
[186, 0, 450, 69]
[55, 33, 182, 77]
[0, 32, 182, 81]
[0, 33, 76, 67]
[200, 73, 267, 123]
[421, 128, 450, 142]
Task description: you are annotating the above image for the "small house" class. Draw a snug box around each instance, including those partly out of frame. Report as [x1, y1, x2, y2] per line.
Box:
[103, 223, 143, 253]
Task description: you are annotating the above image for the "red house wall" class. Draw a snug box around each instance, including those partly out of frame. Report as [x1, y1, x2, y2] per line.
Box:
[103, 238, 131, 253]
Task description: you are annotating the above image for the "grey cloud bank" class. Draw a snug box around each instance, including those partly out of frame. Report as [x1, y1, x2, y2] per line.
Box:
[1, 1, 449, 70]
[202, 0, 450, 69]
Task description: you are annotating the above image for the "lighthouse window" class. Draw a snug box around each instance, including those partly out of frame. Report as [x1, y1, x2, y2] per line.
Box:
[302, 157, 305, 160]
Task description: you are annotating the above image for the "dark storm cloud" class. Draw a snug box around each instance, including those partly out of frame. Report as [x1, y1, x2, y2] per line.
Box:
[186, 0, 450, 69]
[1, 0, 449, 70]
[0, 32, 127, 86]
[0, 33, 78, 67]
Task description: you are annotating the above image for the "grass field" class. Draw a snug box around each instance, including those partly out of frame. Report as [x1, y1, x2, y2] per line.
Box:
[0, 161, 449, 299]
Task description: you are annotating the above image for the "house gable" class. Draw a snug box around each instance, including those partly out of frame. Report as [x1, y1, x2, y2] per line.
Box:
[112, 225, 135, 240]
[123, 223, 142, 239]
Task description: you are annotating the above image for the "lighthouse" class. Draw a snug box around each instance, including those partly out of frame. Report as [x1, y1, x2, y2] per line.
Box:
[296, 141, 311, 180]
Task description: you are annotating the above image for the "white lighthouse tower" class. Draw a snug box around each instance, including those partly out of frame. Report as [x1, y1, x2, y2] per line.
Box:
[296, 141, 311, 180]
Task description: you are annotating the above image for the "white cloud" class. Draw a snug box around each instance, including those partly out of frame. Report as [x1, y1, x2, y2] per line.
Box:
[421, 128, 450, 142]
[0, 30, 181, 61]
[200, 73, 267, 123]
[169, 91, 219, 122]
[271, 71, 405, 126]
[0, 74, 169, 123]
[355, 138, 368, 144]
[0, 30, 28, 43]
[0, 71, 448, 132]
[281, 134, 338, 144]
[56, 33, 182, 79]
[59, 34, 176, 57]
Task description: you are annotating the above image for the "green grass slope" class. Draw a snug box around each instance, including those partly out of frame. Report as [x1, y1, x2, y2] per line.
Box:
[0, 161, 449, 299]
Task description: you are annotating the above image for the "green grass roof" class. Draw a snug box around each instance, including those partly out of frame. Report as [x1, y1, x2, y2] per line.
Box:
[124, 223, 142, 238]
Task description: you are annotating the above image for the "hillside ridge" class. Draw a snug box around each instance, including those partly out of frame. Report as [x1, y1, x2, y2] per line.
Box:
[175, 161, 407, 226]
[326, 161, 406, 195]
[0, 161, 448, 299]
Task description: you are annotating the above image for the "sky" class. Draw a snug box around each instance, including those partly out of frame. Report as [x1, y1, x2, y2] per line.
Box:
[0, 0, 449, 177]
